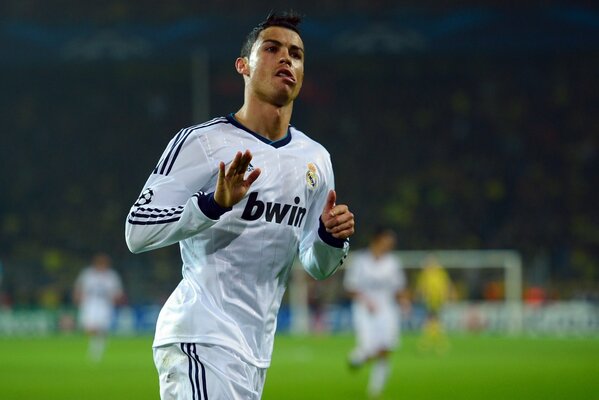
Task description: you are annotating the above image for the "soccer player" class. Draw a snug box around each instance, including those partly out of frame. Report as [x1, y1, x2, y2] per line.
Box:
[344, 228, 407, 399]
[125, 11, 354, 400]
[73, 252, 124, 362]
[416, 255, 452, 353]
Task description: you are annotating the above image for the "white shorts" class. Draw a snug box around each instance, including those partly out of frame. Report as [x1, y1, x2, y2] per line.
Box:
[79, 302, 113, 332]
[352, 303, 400, 356]
[153, 343, 267, 400]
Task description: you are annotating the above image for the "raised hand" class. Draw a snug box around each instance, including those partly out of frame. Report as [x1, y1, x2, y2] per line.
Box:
[321, 190, 355, 240]
[214, 150, 261, 208]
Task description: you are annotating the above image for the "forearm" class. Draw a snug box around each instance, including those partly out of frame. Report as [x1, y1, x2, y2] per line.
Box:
[299, 219, 349, 280]
[125, 191, 230, 253]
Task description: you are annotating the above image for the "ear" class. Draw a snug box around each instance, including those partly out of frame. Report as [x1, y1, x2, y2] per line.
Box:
[235, 57, 250, 76]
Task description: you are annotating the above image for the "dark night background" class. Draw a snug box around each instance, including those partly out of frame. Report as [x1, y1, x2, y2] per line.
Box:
[0, 1, 597, 307]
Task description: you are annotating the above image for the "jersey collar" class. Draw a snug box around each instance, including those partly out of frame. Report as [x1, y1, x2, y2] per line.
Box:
[227, 113, 292, 148]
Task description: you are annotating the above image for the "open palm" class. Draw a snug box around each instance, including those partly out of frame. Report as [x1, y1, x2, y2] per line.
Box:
[214, 150, 262, 208]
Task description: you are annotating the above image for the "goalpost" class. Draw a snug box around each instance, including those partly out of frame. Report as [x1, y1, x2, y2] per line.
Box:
[289, 249, 523, 334]
[395, 250, 523, 332]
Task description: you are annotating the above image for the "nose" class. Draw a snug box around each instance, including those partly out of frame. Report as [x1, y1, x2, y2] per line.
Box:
[279, 49, 291, 66]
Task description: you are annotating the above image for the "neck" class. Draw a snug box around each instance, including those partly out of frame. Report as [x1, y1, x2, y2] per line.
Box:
[235, 97, 293, 142]
[370, 245, 384, 259]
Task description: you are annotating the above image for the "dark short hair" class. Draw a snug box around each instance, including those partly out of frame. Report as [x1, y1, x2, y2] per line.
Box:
[372, 226, 397, 241]
[240, 10, 303, 58]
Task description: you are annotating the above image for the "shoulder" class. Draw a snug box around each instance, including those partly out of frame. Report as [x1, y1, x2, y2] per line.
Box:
[386, 253, 401, 265]
[76, 267, 94, 282]
[175, 116, 231, 141]
[155, 117, 232, 174]
[289, 126, 334, 181]
[348, 250, 368, 265]
[289, 126, 331, 157]
[108, 269, 121, 279]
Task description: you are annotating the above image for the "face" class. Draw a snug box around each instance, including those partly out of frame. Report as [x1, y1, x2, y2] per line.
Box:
[93, 254, 111, 270]
[237, 26, 305, 107]
[373, 232, 396, 255]
[378, 233, 396, 253]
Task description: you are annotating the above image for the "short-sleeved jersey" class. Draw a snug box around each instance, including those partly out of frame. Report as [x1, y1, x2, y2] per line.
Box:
[344, 250, 405, 310]
[125, 115, 349, 368]
[417, 264, 451, 312]
[75, 267, 123, 308]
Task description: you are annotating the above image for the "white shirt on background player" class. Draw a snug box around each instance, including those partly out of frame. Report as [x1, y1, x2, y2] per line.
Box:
[345, 250, 405, 312]
[125, 114, 349, 368]
[75, 266, 123, 331]
[344, 249, 405, 354]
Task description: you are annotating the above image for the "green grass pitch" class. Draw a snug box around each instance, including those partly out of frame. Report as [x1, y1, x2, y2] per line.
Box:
[0, 334, 597, 399]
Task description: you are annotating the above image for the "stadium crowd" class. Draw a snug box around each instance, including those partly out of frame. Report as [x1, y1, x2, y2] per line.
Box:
[0, 5, 597, 309]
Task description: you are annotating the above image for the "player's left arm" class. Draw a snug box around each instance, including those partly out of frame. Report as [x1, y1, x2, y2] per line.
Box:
[299, 155, 354, 280]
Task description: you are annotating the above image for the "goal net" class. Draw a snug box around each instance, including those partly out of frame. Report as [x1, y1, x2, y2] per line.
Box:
[287, 249, 523, 334]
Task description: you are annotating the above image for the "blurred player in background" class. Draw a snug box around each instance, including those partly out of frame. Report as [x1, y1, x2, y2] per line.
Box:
[125, 10, 354, 400]
[416, 255, 452, 353]
[344, 227, 408, 399]
[73, 252, 124, 362]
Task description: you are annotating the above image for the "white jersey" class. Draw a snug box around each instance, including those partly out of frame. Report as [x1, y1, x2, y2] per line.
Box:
[344, 250, 405, 354]
[344, 250, 405, 311]
[125, 115, 349, 368]
[75, 267, 123, 330]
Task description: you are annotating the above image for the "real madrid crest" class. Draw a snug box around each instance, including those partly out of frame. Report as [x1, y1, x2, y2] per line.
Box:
[306, 163, 318, 190]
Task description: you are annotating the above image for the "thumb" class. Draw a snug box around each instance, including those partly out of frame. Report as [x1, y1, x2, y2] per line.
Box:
[323, 190, 337, 214]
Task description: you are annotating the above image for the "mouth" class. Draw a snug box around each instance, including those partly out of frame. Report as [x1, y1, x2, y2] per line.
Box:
[275, 69, 296, 84]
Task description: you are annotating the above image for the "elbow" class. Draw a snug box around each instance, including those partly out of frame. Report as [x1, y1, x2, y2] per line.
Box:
[312, 272, 331, 281]
[307, 263, 339, 281]
[125, 225, 146, 254]
[125, 235, 143, 254]
[319, 267, 339, 280]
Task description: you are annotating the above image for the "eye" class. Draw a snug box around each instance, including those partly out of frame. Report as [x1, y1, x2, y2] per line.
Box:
[265, 46, 277, 53]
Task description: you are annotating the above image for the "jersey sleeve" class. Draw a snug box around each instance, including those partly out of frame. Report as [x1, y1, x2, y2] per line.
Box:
[392, 258, 407, 292]
[298, 152, 349, 280]
[111, 271, 124, 299]
[125, 129, 230, 253]
[73, 269, 85, 293]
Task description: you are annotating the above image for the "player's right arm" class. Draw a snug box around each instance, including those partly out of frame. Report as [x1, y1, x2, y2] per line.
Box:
[125, 131, 223, 253]
[125, 128, 260, 253]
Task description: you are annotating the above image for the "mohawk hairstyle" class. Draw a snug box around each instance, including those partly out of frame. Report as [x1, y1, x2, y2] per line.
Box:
[240, 10, 303, 58]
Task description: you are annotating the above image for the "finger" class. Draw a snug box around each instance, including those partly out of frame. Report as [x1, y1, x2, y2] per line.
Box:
[237, 150, 253, 174]
[218, 161, 226, 180]
[323, 207, 352, 228]
[244, 168, 261, 187]
[330, 204, 348, 218]
[325, 215, 354, 232]
[226, 151, 243, 178]
[327, 211, 354, 227]
[330, 219, 355, 234]
[331, 227, 355, 240]
[323, 190, 337, 215]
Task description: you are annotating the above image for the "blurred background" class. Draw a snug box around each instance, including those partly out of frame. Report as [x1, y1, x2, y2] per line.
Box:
[0, 1, 598, 337]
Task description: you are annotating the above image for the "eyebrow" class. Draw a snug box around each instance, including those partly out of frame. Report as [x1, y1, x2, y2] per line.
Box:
[262, 39, 304, 54]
